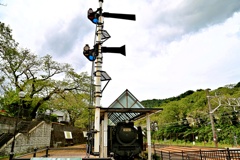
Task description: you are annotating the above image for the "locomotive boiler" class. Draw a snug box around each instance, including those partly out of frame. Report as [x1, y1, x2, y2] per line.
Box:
[108, 121, 144, 159]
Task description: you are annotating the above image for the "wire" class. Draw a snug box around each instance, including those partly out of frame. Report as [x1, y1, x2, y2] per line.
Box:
[86, 24, 98, 158]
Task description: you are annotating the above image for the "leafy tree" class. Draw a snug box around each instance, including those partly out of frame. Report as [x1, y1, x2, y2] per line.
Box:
[140, 86, 240, 145]
[0, 22, 91, 120]
[234, 82, 240, 88]
[49, 91, 90, 126]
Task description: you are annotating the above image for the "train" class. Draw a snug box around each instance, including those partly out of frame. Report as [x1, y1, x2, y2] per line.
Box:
[108, 121, 144, 159]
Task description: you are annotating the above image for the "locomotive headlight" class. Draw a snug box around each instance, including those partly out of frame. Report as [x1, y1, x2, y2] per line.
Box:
[125, 120, 129, 123]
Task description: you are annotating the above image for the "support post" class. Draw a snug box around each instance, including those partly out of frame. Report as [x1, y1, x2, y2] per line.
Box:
[146, 113, 152, 160]
[100, 120, 104, 158]
[103, 112, 108, 157]
[94, 0, 104, 156]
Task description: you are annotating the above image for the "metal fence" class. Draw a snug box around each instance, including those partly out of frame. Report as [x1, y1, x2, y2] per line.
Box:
[155, 148, 240, 160]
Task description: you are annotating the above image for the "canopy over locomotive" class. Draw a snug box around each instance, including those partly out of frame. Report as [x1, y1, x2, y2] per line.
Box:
[86, 89, 163, 159]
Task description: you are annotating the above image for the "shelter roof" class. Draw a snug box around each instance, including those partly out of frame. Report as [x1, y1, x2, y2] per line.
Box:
[100, 89, 163, 124]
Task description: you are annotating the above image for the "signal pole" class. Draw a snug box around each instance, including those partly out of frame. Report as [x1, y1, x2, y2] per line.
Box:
[85, 0, 135, 156]
[93, 0, 103, 155]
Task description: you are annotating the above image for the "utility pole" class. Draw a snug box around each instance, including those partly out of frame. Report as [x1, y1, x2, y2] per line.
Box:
[206, 89, 218, 148]
[206, 88, 240, 148]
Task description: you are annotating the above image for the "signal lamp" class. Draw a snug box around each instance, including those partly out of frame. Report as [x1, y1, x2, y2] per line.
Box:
[88, 8, 99, 24]
[83, 44, 98, 61]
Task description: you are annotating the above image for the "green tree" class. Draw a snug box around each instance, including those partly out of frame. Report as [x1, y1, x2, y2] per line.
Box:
[0, 22, 90, 120]
[49, 91, 90, 126]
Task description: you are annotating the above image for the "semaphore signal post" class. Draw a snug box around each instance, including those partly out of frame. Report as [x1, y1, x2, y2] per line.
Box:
[83, 0, 136, 157]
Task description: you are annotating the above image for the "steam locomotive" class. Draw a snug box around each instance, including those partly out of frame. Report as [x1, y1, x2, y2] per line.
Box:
[108, 121, 144, 159]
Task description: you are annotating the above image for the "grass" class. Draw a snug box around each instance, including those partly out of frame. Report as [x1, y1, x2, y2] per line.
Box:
[0, 156, 9, 160]
[153, 139, 236, 148]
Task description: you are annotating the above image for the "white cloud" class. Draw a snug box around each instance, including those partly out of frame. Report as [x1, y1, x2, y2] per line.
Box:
[1, 0, 240, 106]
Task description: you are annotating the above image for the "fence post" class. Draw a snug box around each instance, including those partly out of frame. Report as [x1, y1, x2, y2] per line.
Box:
[33, 147, 38, 157]
[154, 143, 156, 160]
[181, 150, 184, 160]
[160, 151, 163, 160]
[200, 149, 202, 160]
[168, 151, 171, 160]
[46, 146, 49, 157]
[226, 148, 231, 160]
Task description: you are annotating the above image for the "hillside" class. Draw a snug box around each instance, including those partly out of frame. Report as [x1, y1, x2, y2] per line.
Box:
[138, 82, 240, 145]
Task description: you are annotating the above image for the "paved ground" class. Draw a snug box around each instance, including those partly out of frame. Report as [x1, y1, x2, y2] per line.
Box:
[1, 144, 229, 160]
[154, 145, 218, 152]
[21, 144, 91, 158]
[1, 144, 92, 160]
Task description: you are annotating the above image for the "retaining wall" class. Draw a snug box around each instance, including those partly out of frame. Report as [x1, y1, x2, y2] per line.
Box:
[0, 121, 51, 156]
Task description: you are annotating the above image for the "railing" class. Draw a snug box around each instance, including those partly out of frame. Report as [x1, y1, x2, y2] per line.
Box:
[0, 133, 13, 148]
[11, 144, 240, 160]
[154, 148, 240, 160]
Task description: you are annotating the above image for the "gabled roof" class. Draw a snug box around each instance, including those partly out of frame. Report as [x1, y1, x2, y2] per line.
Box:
[109, 89, 145, 109]
[100, 89, 163, 125]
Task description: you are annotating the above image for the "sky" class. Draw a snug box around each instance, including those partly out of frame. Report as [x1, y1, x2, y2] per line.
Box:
[1, 0, 240, 107]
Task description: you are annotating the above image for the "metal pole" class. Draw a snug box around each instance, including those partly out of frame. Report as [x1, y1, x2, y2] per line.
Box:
[9, 120, 17, 160]
[9, 102, 21, 160]
[94, 0, 103, 156]
[206, 89, 218, 148]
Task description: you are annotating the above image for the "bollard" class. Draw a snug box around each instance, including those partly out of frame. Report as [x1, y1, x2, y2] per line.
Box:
[33, 147, 38, 157]
[45, 146, 49, 157]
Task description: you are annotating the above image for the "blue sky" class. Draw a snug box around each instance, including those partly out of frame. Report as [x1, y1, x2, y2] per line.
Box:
[1, 0, 240, 106]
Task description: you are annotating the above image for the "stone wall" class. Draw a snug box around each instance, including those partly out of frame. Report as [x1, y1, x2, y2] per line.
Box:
[0, 115, 86, 156]
[0, 121, 51, 156]
[0, 116, 15, 134]
[51, 122, 86, 147]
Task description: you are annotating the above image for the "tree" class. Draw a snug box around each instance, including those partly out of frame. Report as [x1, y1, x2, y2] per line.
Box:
[0, 22, 91, 120]
[234, 82, 240, 88]
[49, 91, 90, 126]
